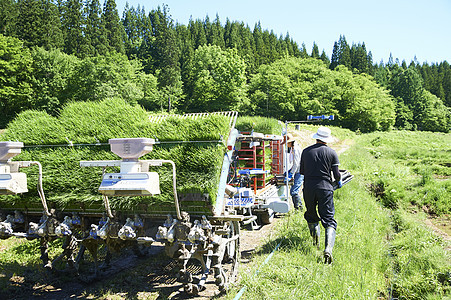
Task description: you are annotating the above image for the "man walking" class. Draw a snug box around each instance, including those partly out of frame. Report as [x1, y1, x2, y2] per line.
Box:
[300, 127, 342, 264]
[282, 133, 304, 210]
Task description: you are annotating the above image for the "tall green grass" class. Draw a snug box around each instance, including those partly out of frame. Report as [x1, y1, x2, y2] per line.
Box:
[357, 131, 451, 215]
[227, 151, 391, 299]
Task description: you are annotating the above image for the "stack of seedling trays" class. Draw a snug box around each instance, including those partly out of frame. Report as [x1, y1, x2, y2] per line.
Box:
[0, 99, 237, 219]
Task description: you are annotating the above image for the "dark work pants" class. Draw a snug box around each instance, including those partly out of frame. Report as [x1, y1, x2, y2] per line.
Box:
[303, 187, 337, 229]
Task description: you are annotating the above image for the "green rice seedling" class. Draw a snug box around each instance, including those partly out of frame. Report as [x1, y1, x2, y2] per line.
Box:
[236, 116, 283, 134]
[59, 98, 150, 143]
[1, 102, 233, 214]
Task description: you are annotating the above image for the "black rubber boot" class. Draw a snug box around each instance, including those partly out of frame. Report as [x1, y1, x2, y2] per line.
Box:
[292, 194, 303, 210]
[307, 222, 320, 249]
[324, 227, 336, 264]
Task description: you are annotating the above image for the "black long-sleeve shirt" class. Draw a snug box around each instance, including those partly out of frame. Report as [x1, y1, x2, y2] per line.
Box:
[300, 143, 341, 190]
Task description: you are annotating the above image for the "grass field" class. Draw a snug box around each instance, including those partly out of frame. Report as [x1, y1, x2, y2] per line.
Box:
[225, 126, 450, 300]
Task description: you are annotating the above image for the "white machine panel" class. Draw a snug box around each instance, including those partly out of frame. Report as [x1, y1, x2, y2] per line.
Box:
[99, 172, 160, 196]
[0, 173, 28, 195]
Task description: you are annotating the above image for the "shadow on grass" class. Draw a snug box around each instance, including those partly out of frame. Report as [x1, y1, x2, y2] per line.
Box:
[254, 224, 316, 257]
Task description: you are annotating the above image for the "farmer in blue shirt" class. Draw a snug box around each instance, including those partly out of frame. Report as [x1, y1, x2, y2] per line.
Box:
[300, 127, 342, 264]
[282, 133, 304, 210]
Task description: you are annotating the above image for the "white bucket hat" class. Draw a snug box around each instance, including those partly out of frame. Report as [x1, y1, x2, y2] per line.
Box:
[312, 126, 333, 143]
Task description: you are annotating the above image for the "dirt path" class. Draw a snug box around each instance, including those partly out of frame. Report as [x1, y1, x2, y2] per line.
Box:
[424, 216, 451, 252]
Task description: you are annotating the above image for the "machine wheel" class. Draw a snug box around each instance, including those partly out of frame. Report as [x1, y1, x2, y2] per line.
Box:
[260, 208, 275, 225]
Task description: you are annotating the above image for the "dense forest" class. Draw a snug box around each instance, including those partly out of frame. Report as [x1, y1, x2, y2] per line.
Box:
[0, 0, 450, 132]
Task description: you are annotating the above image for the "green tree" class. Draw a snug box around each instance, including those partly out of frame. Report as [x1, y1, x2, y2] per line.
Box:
[185, 45, 248, 112]
[330, 35, 351, 69]
[388, 65, 450, 132]
[418, 90, 450, 132]
[102, 0, 125, 54]
[248, 57, 395, 131]
[209, 14, 225, 49]
[148, 5, 183, 111]
[0, 0, 17, 36]
[189, 18, 207, 48]
[0, 34, 33, 127]
[300, 43, 308, 58]
[85, 0, 108, 56]
[338, 35, 351, 68]
[30, 47, 79, 114]
[311, 42, 319, 59]
[320, 50, 329, 65]
[175, 23, 195, 101]
[350, 42, 369, 74]
[122, 4, 146, 59]
[249, 58, 337, 120]
[333, 66, 395, 131]
[16, 0, 63, 49]
[61, 0, 86, 56]
[330, 41, 339, 69]
[66, 52, 146, 105]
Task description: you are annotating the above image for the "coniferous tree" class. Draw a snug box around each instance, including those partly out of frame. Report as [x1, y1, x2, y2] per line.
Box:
[265, 29, 279, 63]
[320, 50, 329, 65]
[330, 41, 339, 69]
[224, 20, 242, 49]
[367, 51, 374, 75]
[148, 5, 182, 110]
[311, 42, 320, 59]
[300, 43, 308, 58]
[42, 0, 63, 49]
[102, 0, 125, 54]
[210, 14, 225, 49]
[338, 35, 351, 68]
[61, 0, 86, 56]
[16, 0, 44, 47]
[0, 0, 17, 36]
[189, 18, 207, 48]
[283, 33, 294, 56]
[85, 0, 108, 56]
[16, 0, 63, 49]
[350, 42, 369, 74]
[175, 23, 194, 103]
[241, 23, 257, 72]
[253, 22, 266, 66]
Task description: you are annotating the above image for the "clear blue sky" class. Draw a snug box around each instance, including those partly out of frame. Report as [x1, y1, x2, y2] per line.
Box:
[115, 0, 451, 64]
